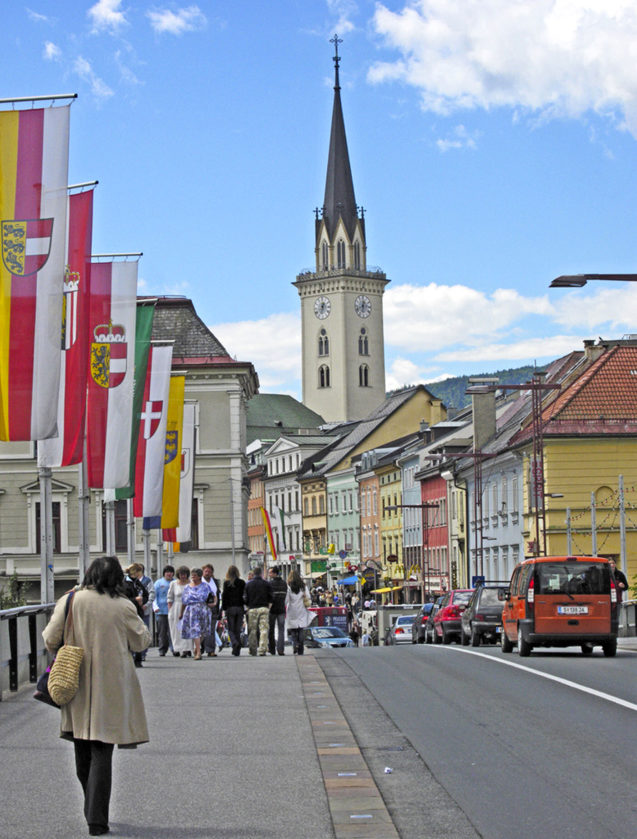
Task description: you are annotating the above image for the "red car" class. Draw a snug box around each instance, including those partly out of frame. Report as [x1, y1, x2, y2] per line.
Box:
[432, 589, 474, 644]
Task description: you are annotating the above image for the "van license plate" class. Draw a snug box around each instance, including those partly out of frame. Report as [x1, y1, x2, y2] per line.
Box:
[557, 605, 589, 615]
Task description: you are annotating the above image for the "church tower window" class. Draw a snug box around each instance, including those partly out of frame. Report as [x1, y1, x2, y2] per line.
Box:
[358, 328, 368, 356]
[359, 364, 369, 387]
[318, 329, 329, 356]
[319, 365, 331, 388]
[337, 239, 346, 268]
[354, 240, 360, 269]
[322, 241, 329, 270]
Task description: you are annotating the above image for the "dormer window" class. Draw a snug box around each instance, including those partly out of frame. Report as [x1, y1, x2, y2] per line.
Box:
[337, 239, 346, 268]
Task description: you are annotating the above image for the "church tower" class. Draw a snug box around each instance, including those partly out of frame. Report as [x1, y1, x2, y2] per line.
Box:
[294, 36, 388, 423]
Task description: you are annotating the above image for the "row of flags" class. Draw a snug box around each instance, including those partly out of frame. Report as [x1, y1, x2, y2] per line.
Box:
[0, 100, 195, 546]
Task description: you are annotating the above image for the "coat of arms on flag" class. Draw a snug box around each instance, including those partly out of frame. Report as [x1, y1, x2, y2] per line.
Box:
[91, 321, 127, 388]
[181, 447, 191, 477]
[61, 265, 80, 350]
[141, 400, 163, 439]
[2, 218, 53, 276]
[165, 429, 179, 464]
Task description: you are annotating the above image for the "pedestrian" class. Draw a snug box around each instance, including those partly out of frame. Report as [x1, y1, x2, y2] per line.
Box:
[244, 565, 272, 656]
[221, 564, 246, 656]
[125, 563, 148, 668]
[285, 570, 313, 655]
[201, 563, 220, 657]
[349, 619, 361, 647]
[268, 565, 288, 655]
[138, 564, 155, 660]
[179, 567, 212, 660]
[609, 558, 629, 601]
[153, 565, 174, 656]
[167, 566, 193, 658]
[42, 556, 150, 836]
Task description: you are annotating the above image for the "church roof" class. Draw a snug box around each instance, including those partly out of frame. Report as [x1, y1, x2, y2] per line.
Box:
[148, 296, 230, 360]
[322, 39, 358, 242]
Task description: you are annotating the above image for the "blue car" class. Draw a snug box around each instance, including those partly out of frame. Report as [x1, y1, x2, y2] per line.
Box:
[304, 626, 354, 648]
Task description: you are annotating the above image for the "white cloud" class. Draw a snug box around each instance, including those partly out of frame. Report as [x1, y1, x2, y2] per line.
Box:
[369, 0, 637, 138]
[386, 356, 424, 391]
[436, 124, 479, 152]
[210, 312, 302, 390]
[147, 6, 207, 35]
[551, 284, 637, 330]
[88, 0, 127, 33]
[327, 0, 357, 34]
[435, 334, 586, 363]
[27, 8, 51, 23]
[43, 41, 61, 61]
[73, 56, 114, 99]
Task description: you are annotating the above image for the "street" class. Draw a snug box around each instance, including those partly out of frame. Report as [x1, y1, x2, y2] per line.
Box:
[320, 644, 637, 839]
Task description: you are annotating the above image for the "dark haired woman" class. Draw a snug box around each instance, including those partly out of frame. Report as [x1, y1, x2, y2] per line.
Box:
[221, 564, 246, 656]
[285, 569, 313, 655]
[42, 556, 150, 836]
[179, 568, 211, 660]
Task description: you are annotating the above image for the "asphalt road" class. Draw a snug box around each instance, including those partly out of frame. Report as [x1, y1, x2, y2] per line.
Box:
[321, 643, 637, 839]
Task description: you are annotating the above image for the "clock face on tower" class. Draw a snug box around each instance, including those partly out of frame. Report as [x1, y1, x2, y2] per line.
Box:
[314, 295, 331, 319]
[355, 294, 371, 318]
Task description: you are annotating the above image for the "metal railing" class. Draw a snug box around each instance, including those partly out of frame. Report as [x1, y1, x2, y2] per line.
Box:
[0, 603, 54, 699]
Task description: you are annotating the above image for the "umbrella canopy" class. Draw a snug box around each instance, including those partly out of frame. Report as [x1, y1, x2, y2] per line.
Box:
[337, 575, 359, 585]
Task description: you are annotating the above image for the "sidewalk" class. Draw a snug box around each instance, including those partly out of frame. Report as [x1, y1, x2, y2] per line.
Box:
[0, 650, 335, 839]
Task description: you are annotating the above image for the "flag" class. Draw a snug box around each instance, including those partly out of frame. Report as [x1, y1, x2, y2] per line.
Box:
[260, 506, 277, 562]
[166, 400, 196, 546]
[161, 375, 185, 530]
[0, 105, 70, 440]
[115, 302, 156, 499]
[86, 260, 137, 488]
[271, 504, 286, 550]
[133, 343, 173, 529]
[38, 189, 94, 467]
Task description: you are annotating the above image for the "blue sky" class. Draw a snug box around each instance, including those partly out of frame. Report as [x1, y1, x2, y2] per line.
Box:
[7, 0, 637, 397]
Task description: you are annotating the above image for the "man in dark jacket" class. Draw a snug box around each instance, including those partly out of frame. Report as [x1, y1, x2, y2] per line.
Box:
[244, 566, 272, 656]
[268, 566, 288, 655]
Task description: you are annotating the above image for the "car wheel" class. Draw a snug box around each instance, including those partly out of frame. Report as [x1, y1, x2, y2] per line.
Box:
[461, 628, 469, 646]
[501, 628, 513, 653]
[602, 638, 617, 658]
[581, 642, 594, 655]
[433, 626, 441, 644]
[470, 626, 480, 647]
[517, 626, 532, 657]
[442, 627, 451, 645]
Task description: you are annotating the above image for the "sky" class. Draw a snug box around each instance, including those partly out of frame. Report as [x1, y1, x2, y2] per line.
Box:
[7, 0, 637, 398]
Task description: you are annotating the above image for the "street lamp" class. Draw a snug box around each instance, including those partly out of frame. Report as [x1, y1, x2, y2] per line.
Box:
[550, 274, 637, 288]
[386, 502, 439, 602]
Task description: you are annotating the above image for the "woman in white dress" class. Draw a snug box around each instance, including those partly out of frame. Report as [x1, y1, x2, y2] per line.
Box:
[285, 569, 313, 655]
[167, 565, 193, 657]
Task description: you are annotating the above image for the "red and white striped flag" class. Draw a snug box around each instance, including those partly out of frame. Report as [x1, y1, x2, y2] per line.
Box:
[38, 189, 94, 467]
[86, 260, 137, 488]
[0, 105, 70, 440]
[133, 343, 173, 529]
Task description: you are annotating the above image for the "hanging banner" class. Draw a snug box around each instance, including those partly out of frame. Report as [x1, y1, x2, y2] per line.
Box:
[168, 400, 196, 546]
[260, 506, 277, 563]
[115, 301, 155, 499]
[133, 343, 173, 529]
[86, 260, 137, 488]
[161, 375, 185, 531]
[0, 105, 70, 440]
[38, 188, 94, 467]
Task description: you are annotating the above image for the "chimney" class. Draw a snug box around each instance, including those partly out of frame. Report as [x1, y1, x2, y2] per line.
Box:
[467, 377, 498, 451]
[583, 339, 606, 362]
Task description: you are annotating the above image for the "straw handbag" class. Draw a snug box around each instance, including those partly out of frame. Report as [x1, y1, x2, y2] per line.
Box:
[48, 591, 84, 706]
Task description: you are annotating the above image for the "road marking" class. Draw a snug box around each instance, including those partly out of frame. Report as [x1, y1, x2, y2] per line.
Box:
[435, 646, 637, 712]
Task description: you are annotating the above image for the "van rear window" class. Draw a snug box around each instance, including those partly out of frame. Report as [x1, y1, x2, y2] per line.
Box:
[535, 562, 610, 595]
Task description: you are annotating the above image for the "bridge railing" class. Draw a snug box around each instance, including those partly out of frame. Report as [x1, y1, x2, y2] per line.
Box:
[0, 604, 54, 700]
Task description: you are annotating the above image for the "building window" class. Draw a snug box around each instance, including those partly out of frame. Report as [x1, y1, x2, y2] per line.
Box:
[311, 496, 317, 516]
[319, 365, 330, 388]
[318, 329, 329, 356]
[337, 239, 346, 268]
[319, 495, 325, 515]
[359, 364, 369, 387]
[304, 497, 309, 516]
[322, 240, 328, 269]
[36, 501, 61, 554]
[354, 240, 360, 269]
[358, 329, 368, 355]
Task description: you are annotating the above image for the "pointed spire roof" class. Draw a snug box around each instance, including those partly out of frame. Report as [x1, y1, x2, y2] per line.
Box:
[323, 35, 358, 241]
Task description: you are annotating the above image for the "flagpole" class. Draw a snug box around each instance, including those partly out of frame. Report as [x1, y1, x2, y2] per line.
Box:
[78, 446, 90, 580]
[0, 93, 77, 104]
[127, 498, 135, 565]
[155, 533, 163, 578]
[38, 466, 55, 603]
[143, 529, 151, 574]
[104, 496, 115, 556]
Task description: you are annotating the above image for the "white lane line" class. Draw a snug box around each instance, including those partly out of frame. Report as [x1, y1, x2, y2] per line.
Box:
[435, 646, 637, 712]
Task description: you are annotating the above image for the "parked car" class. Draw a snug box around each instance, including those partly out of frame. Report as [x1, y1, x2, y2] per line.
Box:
[386, 614, 415, 645]
[500, 555, 619, 657]
[423, 598, 443, 643]
[304, 626, 354, 648]
[432, 589, 474, 644]
[461, 584, 507, 646]
[411, 603, 435, 643]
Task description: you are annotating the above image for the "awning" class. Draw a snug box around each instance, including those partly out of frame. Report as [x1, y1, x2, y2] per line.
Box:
[370, 585, 404, 594]
[337, 575, 359, 585]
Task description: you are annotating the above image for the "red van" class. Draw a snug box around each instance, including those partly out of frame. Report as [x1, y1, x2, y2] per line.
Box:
[500, 555, 619, 657]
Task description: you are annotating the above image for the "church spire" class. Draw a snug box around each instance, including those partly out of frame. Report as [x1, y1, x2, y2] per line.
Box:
[322, 34, 359, 243]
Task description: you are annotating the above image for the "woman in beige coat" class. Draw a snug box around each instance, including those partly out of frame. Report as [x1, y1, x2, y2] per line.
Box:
[43, 556, 150, 836]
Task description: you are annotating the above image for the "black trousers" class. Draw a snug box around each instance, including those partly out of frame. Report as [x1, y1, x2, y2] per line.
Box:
[73, 738, 114, 829]
[225, 606, 244, 654]
[156, 613, 171, 654]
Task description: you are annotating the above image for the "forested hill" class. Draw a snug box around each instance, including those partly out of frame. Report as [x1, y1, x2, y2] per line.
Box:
[424, 365, 538, 410]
